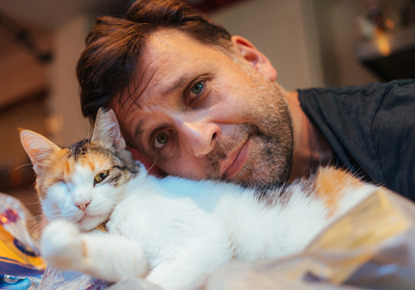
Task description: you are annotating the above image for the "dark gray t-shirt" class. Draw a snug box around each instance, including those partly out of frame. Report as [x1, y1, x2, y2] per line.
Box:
[298, 79, 415, 201]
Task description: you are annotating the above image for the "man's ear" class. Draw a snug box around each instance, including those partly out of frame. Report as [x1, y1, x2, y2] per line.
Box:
[231, 35, 277, 82]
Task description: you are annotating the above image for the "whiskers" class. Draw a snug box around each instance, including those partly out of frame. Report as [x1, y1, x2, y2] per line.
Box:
[21, 200, 43, 207]
[93, 194, 125, 209]
[27, 215, 47, 240]
[84, 124, 94, 141]
[27, 209, 62, 240]
[27, 163, 64, 172]
[110, 195, 126, 206]
[13, 163, 33, 171]
[146, 154, 157, 173]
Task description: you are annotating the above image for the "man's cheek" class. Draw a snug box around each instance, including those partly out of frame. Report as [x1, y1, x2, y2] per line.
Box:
[127, 146, 167, 177]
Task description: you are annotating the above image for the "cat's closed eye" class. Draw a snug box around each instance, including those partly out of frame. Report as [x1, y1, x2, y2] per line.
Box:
[94, 170, 109, 185]
[47, 178, 66, 187]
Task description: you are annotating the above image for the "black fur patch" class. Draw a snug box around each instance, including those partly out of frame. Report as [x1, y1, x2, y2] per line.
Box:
[68, 139, 91, 160]
[107, 172, 122, 185]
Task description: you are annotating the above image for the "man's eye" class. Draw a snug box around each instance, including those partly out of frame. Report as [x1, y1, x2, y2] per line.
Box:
[94, 170, 109, 184]
[186, 77, 210, 107]
[154, 131, 169, 149]
[187, 80, 205, 105]
[191, 81, 204, 95]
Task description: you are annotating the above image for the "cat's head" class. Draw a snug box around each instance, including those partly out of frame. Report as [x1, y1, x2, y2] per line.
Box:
[20, 108, 140, 231]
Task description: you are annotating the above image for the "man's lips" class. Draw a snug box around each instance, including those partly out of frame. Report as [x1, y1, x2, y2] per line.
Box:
[222, 140, 249, 179]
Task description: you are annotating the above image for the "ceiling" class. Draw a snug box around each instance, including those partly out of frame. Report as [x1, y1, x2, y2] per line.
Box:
[0, 0, 132, 30]
[0, 0, 241, 30]
[0, 0, 132, 110]
[0, 0, 133, 75]
[0, 0, 133, 58]
[0, 0, 242, 67]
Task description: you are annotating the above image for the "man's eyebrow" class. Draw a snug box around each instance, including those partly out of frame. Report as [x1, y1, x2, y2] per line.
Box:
[160, 73, 193, 96]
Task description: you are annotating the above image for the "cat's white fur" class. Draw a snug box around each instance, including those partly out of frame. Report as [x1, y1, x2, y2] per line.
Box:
[22, 109, 377, 290]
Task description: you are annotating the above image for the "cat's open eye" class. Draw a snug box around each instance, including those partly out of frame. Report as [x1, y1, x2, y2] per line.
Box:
[94, 170, 109, 184]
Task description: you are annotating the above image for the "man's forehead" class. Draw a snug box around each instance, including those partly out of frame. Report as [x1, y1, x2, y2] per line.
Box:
[139, 28, 230, 78]
[141, 29, 199, 67]
[126, 29, 225, 104]
[133, 30, 196, 96]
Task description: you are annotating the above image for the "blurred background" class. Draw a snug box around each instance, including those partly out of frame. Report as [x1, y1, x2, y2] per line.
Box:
[0, 0, 414, 216]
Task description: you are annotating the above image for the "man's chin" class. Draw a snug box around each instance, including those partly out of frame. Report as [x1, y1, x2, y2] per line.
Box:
[226, 159, 291, 188]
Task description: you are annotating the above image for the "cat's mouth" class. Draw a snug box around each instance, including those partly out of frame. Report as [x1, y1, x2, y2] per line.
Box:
[73, 207, 113, 231]
[75, 212, 107, 230]
[77, 213, 102, 222]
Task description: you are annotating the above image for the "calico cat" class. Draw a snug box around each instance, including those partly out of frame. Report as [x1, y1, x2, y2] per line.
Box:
[20, 109, 379, 290]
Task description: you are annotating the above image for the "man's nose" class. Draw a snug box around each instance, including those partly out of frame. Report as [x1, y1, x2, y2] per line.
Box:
[180, 120, 220, 157]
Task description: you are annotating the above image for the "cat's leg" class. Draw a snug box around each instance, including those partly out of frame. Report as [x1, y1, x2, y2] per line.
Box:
[146, 245, 230, 290]
[41, 220, 148, 282]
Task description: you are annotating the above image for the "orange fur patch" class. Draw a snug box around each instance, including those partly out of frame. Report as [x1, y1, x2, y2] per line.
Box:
[35, 148, 112, 200]
[36, 148, 74, 199]
[315, 167, 362, 217]
[78, 154, 109, 173]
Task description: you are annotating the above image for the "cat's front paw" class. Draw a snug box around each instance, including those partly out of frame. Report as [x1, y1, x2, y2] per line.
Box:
[41, 220, 85, 271]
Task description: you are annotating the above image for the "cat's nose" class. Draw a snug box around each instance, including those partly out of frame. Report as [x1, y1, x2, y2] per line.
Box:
[75, 201, 91, 211]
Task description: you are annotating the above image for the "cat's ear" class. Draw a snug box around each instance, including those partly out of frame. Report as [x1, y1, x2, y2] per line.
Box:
[20, 129, 60, 175]
[91, 108, 126, 151]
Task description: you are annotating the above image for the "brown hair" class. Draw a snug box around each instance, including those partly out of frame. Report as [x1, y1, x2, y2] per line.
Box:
[77, 0, 231, 122]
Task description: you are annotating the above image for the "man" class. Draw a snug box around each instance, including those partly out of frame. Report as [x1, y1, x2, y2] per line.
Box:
[77, 0, 415, 200]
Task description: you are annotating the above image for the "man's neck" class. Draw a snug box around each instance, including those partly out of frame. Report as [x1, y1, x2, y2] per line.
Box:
[285, 91, 333, 182]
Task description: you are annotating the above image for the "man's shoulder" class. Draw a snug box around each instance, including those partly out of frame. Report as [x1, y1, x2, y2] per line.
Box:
[297, 79, 415, 130]
[298, 79, 415, 199]
[298, 79, 414, 107]
[298, 79, 415, 95]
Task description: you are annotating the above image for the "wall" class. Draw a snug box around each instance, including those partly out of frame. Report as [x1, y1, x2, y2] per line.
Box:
[210, 0, 380, 89]
[0, 25, 51, 212]
[0, 26, 51, 108]
[312, 0, 379, 86]
[0, 14, 91, 215]
[48, 14, 91, 146]
[210, 0, 325, 91]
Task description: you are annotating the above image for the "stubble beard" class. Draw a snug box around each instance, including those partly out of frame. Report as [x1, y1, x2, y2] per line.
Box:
[205, 74, 293, 187]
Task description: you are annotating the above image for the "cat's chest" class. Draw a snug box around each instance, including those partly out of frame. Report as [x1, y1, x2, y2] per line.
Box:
[106, 193, 218, 248]
[107, 195, 172, 234]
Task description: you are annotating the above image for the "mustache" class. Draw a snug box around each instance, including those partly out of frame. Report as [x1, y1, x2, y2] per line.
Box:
[205, 124, 259, 178]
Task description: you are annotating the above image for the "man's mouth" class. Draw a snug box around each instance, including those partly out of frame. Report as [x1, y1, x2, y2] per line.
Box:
[222, 139, 249, 179]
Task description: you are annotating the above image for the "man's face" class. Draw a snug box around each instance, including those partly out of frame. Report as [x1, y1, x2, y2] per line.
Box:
[112, 29, 293, 187]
